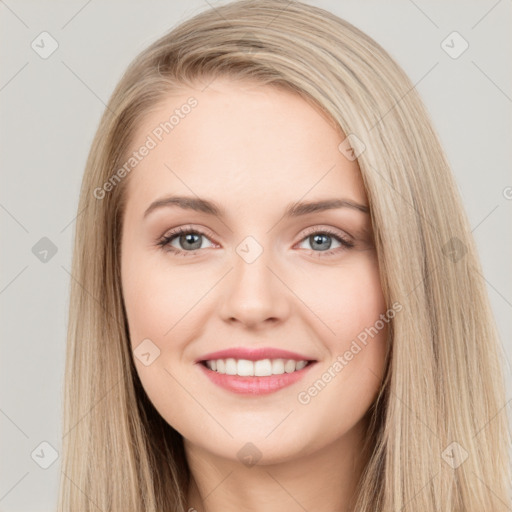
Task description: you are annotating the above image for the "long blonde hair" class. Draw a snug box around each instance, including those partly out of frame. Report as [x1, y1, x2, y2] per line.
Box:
[58, 1, 511, 510]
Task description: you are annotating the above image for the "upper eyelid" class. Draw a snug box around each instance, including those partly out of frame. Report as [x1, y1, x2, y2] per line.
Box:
[161, 225, 217, 244]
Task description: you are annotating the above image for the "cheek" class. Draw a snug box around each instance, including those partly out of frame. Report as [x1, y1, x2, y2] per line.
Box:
[292, 256, 388, 439]
[121, 243, 202, 350]
[300, 252, 386, 347]
[123, 274, 179, 345]
[296, 252, 388, 397]
[121, 245, 201, 434]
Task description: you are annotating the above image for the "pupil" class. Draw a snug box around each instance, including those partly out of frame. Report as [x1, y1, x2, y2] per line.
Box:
[182, 233, 201, 250]
[312, 234, 331, 251]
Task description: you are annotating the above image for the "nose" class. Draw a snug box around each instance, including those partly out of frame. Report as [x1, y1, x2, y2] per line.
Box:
[218, 247, 291, 329]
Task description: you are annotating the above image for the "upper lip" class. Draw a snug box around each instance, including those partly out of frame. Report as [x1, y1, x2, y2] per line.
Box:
[196, 347, 317, 363]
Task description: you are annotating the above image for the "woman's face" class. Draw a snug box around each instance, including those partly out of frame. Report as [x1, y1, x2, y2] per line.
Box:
[120, 78, 388, 464]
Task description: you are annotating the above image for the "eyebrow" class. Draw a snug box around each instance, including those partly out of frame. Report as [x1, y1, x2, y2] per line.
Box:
[143, 195, 369, 219]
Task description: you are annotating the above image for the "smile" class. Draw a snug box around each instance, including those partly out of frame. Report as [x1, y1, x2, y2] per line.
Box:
[197, 358, 317, 395]
[203, 358, 310, 376]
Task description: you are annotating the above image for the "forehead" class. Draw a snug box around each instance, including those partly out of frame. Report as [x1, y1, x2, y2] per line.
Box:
[123, 79, 367, 214]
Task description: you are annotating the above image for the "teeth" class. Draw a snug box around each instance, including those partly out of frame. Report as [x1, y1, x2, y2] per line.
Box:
[204, 358, 310, 376]
[238, 359, 255, 376]
[271, 359, 285, 375]
[254, 359, 272, 376]
[284, 359, 296, 373]
[295, 360, 307, 370]
[225, 358, 237, 375]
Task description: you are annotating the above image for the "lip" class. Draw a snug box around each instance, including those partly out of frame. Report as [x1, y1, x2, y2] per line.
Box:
[197, 359, 318, 395]
[195, 347, 316, 363]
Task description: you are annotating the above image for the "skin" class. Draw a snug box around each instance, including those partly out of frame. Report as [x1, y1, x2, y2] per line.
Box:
[120, 78, 388, 512]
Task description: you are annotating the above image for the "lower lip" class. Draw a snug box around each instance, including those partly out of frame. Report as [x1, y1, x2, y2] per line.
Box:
[196, 361, 317, 395]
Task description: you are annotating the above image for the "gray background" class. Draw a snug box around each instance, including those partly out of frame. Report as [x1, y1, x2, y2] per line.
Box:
[1, 0, 511, 510]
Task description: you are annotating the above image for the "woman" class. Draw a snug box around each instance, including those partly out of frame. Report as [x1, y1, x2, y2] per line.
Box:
[58, 1, 511, 510]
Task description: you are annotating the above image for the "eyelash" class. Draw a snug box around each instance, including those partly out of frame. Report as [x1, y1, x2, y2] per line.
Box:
[156, 225, 355, 258]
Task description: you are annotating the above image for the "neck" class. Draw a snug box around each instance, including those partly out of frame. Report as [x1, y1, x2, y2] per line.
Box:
[184, 418, 369, 512]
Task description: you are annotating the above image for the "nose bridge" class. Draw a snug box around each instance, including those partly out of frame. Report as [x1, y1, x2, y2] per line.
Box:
[232, 234, 275, 296]
[233, 237, 272, 287]
[219, 234, 290, 325]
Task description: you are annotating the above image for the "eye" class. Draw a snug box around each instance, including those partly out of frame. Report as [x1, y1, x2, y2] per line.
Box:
[295, 227, 354, 257]
[156, 226, 216, 256]
[156, 225, 354, 258]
